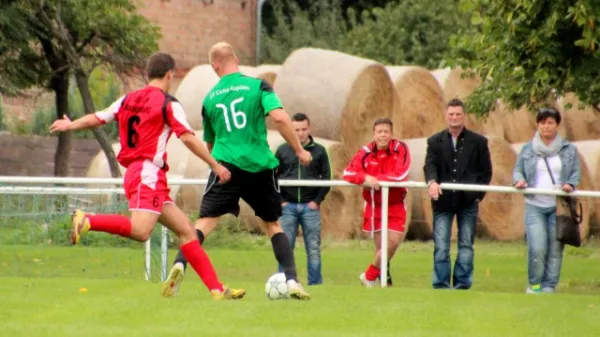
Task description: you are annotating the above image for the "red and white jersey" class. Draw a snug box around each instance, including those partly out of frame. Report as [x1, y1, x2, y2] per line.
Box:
[94, 86, 193, 171]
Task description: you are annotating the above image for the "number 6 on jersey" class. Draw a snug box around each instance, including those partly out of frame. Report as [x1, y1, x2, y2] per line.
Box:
[217, 97, 246, 132]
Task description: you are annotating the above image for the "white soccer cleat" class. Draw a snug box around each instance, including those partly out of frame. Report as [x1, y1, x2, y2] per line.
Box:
[161, 262, 185, 297]
[360, 273, 377, 288]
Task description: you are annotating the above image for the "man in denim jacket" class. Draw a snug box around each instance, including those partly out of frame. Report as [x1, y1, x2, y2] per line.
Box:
[513, 107, 581, 294]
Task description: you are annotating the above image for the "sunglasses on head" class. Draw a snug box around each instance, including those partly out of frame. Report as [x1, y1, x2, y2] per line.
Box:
[537, 108, 558, 116]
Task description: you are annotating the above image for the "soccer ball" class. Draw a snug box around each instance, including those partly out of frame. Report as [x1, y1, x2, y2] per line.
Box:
[265, 272, 289, 300]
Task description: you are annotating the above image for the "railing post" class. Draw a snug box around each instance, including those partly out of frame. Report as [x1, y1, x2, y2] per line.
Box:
[161, 225, 169, 282]
[380, 186, 389, 288]
[144, 239, 151, 281]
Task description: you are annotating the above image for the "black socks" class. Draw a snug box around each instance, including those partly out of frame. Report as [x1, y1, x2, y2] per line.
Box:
[174, 229, 205, 270]
[271, 232, 298, 282]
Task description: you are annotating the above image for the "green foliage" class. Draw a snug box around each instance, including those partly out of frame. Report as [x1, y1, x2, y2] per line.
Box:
[341, 0, 471, 68]
[0, 97, 6, 131]
[450, 0, 600, 116]
[261, 0, 349, 64]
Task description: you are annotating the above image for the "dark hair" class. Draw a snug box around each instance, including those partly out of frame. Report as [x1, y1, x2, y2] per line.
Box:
[372, 117, 393, 131]
[292, 112, 310, 124]
[146, 53, 175, 80]
[446, 98, 465, 110]
[536, 107, 561, 124]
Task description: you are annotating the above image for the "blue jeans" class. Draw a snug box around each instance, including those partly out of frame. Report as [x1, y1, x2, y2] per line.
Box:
[525, 203, 564, 290]
[278, 202, 322, 285]
[432, 201, 478, 289]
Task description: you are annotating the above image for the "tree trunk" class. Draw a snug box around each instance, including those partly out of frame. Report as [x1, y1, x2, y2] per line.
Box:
[74, 70, 121, 178]
[53, 71, 71, 177]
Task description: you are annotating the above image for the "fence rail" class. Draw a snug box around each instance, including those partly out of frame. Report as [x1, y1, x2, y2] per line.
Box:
[1, 175, 600, 287]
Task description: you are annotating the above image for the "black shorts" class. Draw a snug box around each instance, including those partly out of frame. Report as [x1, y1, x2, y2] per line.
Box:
[198, 162, 282, 222]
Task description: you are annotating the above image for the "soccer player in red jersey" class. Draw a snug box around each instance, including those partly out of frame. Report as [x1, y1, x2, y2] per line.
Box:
[49, 52, 245, 300]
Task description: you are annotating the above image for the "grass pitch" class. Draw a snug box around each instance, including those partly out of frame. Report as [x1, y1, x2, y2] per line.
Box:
[1, 240, 599, 337]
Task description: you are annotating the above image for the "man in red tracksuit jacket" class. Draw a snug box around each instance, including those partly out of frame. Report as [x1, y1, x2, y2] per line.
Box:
[343, 118, 411, 287]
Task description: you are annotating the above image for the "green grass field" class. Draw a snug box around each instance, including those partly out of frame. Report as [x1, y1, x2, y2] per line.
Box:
[1, 240, 599, 337]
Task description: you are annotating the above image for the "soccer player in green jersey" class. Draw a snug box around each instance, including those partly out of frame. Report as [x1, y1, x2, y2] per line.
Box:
[162, 42, 312, 300]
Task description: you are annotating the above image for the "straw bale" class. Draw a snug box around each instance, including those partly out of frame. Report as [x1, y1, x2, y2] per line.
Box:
[499, 100, 568, 143]
[432, 67, 480, 103]
[255, 64, 281, 86]
[273, 48, 398, 152]
[386, 66, 446, 138]
[571, 141, 600, 235]
[556, 93, 600, 141]
[174, 65, 220, 130]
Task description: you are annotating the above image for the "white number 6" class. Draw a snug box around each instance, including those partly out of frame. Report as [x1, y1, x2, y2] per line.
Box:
[217, 97, 246, 132]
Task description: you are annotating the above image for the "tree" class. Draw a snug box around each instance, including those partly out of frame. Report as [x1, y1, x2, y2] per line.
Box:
[450, 0, 600, 116]
[0, 0, 160, 177]
[261, 0, 348, 64]
[340, 0, 471, 68]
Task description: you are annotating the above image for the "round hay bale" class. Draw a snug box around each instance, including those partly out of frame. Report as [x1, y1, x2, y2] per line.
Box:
[477, 136, 524, 241]
[85, 143, 124, 205]
[432, 67, 480, 103]
[479, 105, 505, 138]
[273, 48, 398, 152]
[255, 64, 281, 86]
[174, 65, 220, 130]
[570, 140, 600, 235]
[386, 66, 446, 138]
[556, 93, 600, 141]
[500, 100, 568, 143]
[511, 142, 592, 242]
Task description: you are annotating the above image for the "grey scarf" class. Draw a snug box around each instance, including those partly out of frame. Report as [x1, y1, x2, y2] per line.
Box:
[532, 131, 563, 157]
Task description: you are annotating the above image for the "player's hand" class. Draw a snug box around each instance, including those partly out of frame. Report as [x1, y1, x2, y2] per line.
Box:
[308, 201, 319, 210]
[365, 175, 380, 190]
[514, 181, 528, 189]
[428, 181, 443, 200]
[296, 149, 312, 166]
[561, 184, 574, 193]
[212, 164, 231, 184]
[49, 115, 72, 133]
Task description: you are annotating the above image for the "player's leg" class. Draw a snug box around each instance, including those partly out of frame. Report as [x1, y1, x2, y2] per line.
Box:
[277, 203, 299, 274]
[159, 202, 245, 300]
[163, 164, 242, 296]
[241, 168, 310, 300]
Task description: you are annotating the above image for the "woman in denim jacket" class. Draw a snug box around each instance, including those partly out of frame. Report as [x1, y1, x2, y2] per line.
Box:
[513, 108, 581, 294]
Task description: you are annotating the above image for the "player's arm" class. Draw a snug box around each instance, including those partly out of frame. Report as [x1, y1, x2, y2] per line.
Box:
[49, 95, 125, 133]
[269, 108, 304, 155]
[180, 133, 220, 169]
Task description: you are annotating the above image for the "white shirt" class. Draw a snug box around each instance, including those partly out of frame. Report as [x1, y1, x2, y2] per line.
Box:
[527, 155, 562, 207]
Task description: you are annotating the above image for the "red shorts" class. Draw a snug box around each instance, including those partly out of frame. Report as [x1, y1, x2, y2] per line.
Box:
[362, 203, 407, 233]
[123, 160, 173, 214]
[362, 217, 406, 233]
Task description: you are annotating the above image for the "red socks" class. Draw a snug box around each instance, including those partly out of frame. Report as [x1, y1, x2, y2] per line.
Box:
[88, 214, 132, 237]
[365, 264, 380, 281]
[181, 240, 224, 292]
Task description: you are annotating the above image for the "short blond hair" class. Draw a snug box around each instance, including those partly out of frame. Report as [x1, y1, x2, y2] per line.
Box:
[208, 42, 237, 64]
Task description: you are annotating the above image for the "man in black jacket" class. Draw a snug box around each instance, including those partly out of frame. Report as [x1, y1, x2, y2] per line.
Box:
[276, 113, 331, 285]
[424, 98, 492, 290]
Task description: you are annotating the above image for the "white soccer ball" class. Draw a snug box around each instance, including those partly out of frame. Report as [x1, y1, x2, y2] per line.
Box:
[265, 272, 289, 300]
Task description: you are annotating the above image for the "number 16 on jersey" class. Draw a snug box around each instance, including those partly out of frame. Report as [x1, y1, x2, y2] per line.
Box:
[217, 97, 246, 132]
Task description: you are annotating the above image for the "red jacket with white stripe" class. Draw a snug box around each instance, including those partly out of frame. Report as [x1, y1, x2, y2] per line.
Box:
[343, 139, 411, 219]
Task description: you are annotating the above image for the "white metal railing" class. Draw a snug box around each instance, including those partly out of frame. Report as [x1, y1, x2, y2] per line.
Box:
[2, 175, 600, 287]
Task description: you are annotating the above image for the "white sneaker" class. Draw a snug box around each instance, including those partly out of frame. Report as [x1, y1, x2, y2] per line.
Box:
[161, 262, 185, 297]
[360, 273, 377, 288]
[286, 279, 311, 300]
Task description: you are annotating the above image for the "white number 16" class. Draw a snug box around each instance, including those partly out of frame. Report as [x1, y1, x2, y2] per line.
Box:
[217, 97, 246, 132]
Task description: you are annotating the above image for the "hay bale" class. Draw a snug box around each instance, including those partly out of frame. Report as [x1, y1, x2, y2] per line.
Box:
[556, 93, 600, 141]
[479, 105, 505, 138]
[273, 48, 398, 152]
[174, 65, 220, 130]
[500, 100, 568, 143]
[386, 66, 446, 138]
[570, 140, 600, 235]
[477, 136, 524, 241]
[432, 67, 480, 103]
[255, 64, 281, 86]
[511, 142, 593, 242]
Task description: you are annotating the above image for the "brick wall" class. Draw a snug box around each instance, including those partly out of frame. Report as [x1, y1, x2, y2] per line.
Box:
[137, 0, 258, 74]
[0, 132, 101, 177]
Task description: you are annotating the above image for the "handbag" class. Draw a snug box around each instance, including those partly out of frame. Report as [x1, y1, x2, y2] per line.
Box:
[542, 157, 583, 247]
